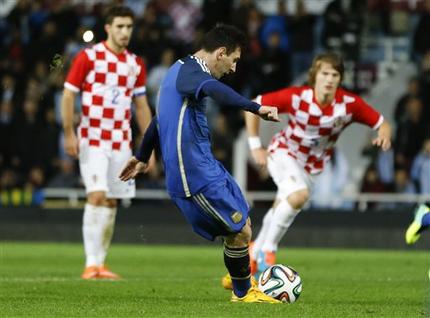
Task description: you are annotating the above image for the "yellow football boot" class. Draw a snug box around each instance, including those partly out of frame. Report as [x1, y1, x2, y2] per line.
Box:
[231, 287, 281, 303]
[405, 204, 430, 244]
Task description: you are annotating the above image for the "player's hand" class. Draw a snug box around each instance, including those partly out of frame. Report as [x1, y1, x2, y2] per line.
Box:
[119, 156, 148, 181]
[372, 136, 391, 151]
[64, 132, 79, 158]
[251, 148, 268, 169]
[258, 106, 280, 122]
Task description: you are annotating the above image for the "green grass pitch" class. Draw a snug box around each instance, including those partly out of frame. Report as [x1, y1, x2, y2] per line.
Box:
[0, 242, 428, 317]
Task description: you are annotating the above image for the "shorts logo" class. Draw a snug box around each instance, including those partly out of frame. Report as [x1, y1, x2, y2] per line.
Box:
[231, 211, 243, 224]
[92, 174, 98, 183]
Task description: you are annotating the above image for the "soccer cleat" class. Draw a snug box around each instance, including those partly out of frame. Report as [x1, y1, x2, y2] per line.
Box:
[81, 266, 99, 280]
[97, 265, 120, 280]
[221, 273, 257, 290]
[257, 250, 276, 274]
[405, 204, 430, 245]
[231, 286, 281, 303]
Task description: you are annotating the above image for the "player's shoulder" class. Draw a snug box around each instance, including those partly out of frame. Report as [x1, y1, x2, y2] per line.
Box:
[335, 87, 361, 104]
[77, 42, 104, 60]
[181, 55, 211, 75]
[124, 49, 145, 65]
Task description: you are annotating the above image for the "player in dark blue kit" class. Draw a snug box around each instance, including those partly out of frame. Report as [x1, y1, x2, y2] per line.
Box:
[119, 24, 280, 303]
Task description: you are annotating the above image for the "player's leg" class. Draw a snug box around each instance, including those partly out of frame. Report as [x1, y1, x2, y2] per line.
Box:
[94, 148, 136, 279]
[83, 192, 119, 279]
[225, 220, 279, 303]
[250, 207, 274, 274]
[258, 153, 313, 273]
[172, 178, 279, 303]
[223, 218, 252, 298]
[405, 204, 430, 244]
[259, 190, 308, 270]
[79, 146, 110, 279]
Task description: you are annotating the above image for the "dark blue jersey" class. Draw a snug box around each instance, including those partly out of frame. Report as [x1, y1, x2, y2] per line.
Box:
[148, 55, 261, 197]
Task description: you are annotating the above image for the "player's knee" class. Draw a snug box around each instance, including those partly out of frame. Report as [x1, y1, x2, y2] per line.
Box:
[87, 192, 107, 206]
[287, 189, 310, 210]
[225, 218, 251, 248]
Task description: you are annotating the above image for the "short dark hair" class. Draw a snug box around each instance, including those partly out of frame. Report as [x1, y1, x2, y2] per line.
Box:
[104, 5, 134, 25]
[199, 24, 247, 55]
[308, 52, 344, 87]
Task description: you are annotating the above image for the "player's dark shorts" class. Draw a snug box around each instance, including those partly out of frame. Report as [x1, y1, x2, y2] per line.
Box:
[171, 176, 250, 241]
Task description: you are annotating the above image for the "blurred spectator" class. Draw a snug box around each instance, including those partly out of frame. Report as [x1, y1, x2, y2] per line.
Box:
[24, 166, 45, 205]
[0, 100, 14, 167]
[167, 0, 202, 54]
[39, 108, 61, 179]
[259, 0, 289, 53]
[26, 19, 64, 66]
[147, 47, 175, 108]
[200, 0, 232, 31]
[394, 96, 428, 169]
[10, 98, 43, 173]
[410, 137, 430, 195]
[391, 167, 416, 194]
[322, 0, 365, 62]
[394, 76, 421, 125]
[418, 51, 430, 121]
[6, 0, 31, 44]
[1, 73, 18, 104]
[362, 132, 395, 185]
[289, 0, 316, 80]
[311, 148, 351, 209]
[412, 0, 430, 67]
[129, 4, 172, 68]
[360, 164, 386, 209]
[252, 31, 290, 94]
[47, 158, 80, 188]
[231, 0, 256, 33]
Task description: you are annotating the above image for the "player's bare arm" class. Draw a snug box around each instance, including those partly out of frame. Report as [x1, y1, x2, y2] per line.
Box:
[134, 94, 156, 169]
[61, 88, 79, 158]
[372, 121, 391, 151]
[133, 95, 152, 135]
[245, 111, 268, 169]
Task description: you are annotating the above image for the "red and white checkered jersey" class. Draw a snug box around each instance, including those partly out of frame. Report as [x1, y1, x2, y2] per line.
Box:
[257, 86, 383, 175]
[64, 41, 147, 151]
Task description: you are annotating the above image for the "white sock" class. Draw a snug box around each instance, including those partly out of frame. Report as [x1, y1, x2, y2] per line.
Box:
[97, 206, 117, 266]
[261, 199, 299, 253]
[82, 203, 103, 267]
[251, 208, 273, 259]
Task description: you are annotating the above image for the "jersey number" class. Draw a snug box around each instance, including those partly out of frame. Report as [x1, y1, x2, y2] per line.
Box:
[112, 89, 120, 104]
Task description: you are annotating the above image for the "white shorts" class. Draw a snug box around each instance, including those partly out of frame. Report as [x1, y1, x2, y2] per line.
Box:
[267, 150, 314, 201]
[79, 142, 135, 199]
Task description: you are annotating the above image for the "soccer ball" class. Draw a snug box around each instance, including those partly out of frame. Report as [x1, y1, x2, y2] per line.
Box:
[258, 264, 302, 303]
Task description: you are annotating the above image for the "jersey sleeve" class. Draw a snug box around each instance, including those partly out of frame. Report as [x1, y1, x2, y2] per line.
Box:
[64, 50, 92, 92]
[257, 87, 295, 114]
[133, 57, 147, 97]
[349, 94, 383, 130]
[176, 61, 215, 100]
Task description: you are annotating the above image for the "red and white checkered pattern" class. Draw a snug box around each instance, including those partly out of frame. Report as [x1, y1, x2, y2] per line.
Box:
[258, 86, 383, 175]
[64, 42, 146, 151]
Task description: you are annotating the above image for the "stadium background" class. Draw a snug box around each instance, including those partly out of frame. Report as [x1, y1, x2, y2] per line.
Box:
[0, 0, 429, 249]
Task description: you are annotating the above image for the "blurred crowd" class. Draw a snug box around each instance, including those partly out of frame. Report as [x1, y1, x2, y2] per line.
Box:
[0, 0, 430, 206]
